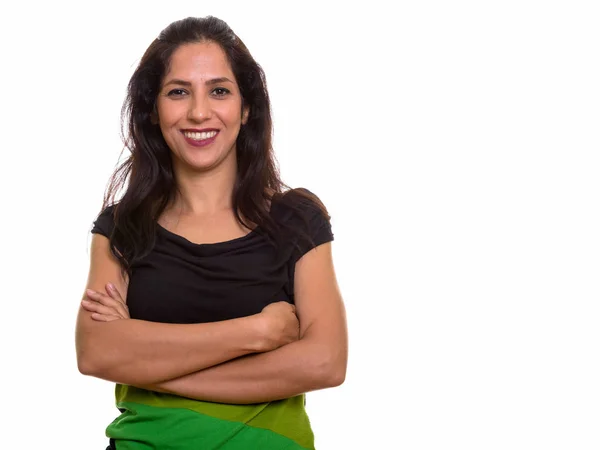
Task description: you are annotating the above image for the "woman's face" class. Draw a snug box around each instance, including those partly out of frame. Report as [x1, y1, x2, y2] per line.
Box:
[155, 41, 249, 173]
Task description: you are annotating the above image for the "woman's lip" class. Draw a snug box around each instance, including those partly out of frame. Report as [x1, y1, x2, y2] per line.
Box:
[182, 131, 219, 147]
[181, 128, 219, 133]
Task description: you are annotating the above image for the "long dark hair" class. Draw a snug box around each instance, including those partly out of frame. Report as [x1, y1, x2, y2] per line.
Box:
[98, 16, 328, 277]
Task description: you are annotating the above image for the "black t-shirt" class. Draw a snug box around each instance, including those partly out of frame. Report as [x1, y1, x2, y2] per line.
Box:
[90, 189, 333, 324]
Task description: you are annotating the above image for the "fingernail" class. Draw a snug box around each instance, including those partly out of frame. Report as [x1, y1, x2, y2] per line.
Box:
[86, 289, 95, 296]
[107, 283, 114, 291]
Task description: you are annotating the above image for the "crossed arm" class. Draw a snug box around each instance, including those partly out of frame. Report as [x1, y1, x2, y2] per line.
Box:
[76, 235, 348, 404]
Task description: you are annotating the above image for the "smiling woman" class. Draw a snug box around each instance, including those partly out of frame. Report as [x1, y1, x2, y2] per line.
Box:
[75, 15, 348, 450]
[154, 43, 249, 174]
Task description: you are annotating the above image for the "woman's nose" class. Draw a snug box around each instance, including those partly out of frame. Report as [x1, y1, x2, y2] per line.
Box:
[187, 94, 212, 121]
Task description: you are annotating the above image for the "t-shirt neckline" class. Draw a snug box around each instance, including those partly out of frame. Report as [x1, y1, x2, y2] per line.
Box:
[155, 222, 260, 248]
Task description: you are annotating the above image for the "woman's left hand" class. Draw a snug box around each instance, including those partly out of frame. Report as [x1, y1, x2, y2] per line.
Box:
[81, 283, 130, 322]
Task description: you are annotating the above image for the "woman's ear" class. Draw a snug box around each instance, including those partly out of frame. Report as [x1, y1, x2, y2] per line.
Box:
[241, 105, 250, 125]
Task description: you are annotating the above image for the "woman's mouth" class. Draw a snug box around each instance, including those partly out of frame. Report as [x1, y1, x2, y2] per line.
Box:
[181, 130, 219, 147]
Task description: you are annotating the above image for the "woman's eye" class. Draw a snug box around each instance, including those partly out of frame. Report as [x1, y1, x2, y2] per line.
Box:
[165, 88, 229, 97]
[167, 89, 187, 96]
[213, 87, 230, 97]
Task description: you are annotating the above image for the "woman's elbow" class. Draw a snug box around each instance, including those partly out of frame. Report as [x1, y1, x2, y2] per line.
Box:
[313, 350, 347, 388]
[77, 354, 94, 376]
[325, 358, 347, 387]
[76, 342, 106, 377]
[76, 331, 98, 376]
[330, 363, 347, 387]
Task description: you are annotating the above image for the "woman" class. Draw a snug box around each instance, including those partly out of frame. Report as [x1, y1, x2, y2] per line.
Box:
[75, 16, 348, 450]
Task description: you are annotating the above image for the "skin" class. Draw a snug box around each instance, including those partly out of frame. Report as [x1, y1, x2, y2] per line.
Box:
[83, 240, 348, 404]
[80, 40, 348, 403]
[154, 40, 249, 218]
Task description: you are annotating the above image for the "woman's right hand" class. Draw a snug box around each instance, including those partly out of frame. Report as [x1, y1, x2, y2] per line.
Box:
[257, 301, 300, 351]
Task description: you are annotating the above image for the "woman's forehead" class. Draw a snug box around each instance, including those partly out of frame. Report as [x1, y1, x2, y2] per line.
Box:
[166, 42, 233, 79]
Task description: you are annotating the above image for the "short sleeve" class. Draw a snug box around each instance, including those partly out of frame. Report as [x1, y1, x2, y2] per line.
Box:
[290, 189, 334, 264]
[91, 204, 116, 239]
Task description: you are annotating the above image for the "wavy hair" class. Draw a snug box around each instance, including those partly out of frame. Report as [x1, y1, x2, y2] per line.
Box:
[98, 16, 328, 277]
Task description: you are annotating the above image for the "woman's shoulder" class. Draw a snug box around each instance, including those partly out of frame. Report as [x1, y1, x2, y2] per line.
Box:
[274, 187, 329, 220]
[270, 188, 332, 243]
[91, 202, 119, 237]
[274, 188, 334, 262]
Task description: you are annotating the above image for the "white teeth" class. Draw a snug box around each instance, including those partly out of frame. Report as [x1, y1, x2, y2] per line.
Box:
[183, 130, 218, 140]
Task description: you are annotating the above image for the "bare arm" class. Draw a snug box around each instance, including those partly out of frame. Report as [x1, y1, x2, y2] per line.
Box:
[76, 234, 296, 385]
[138, 242, 348, 404]
[77, 312, 268, 385]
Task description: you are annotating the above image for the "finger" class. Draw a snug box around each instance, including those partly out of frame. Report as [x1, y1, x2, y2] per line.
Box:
[81, 299, 98, 311]
[90, 313, 123, 322]
[87, 288, 125, 308]
[86, 289, 101, 300]
[81, 300, 128, 319]
[86, 290, 129, 318]
[106, 283, 126, 305]
[105, 284, 130, 319]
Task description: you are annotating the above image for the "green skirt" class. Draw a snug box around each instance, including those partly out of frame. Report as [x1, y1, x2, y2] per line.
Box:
[105, 384, 315, 449]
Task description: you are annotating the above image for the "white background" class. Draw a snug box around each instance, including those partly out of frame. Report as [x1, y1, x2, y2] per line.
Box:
[1, 1, 599, 449]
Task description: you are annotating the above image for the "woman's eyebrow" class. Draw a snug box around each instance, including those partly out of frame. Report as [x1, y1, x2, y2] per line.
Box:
[163, 77, 234, 87]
